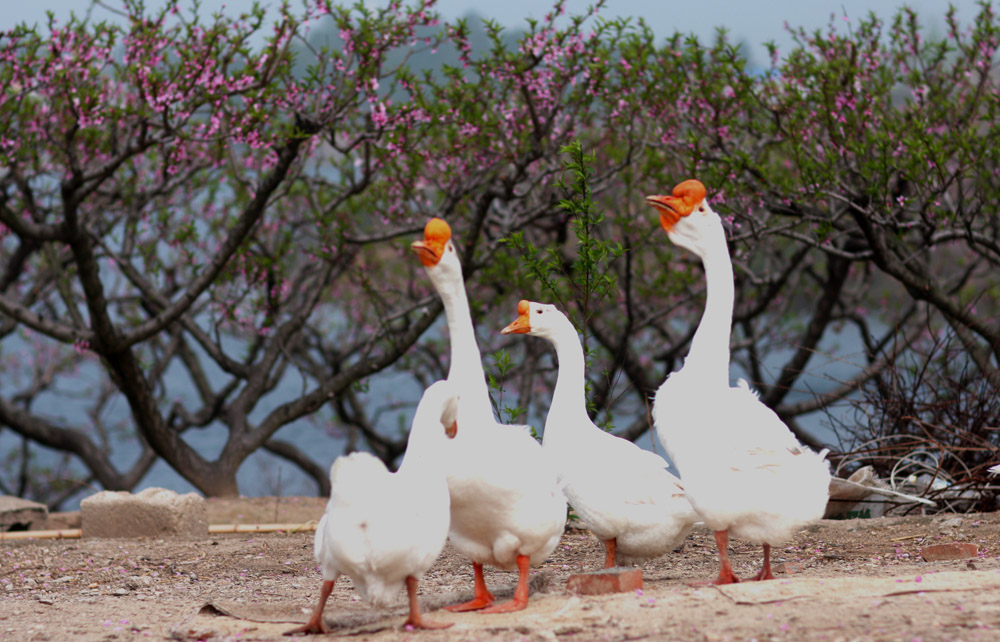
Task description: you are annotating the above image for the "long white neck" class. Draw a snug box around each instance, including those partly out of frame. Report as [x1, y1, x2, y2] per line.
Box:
[542, 321, 590, 444]
[683, 233, 734, 385]
[434, 272, 495, 425]
[397, 419, 442, 478]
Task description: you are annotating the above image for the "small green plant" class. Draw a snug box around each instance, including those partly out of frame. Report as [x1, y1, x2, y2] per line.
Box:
[501, 141, 623, 329]
[487, 348, 534, 436]
[500, 141, 624, 429]
[556, 141, 624, 330]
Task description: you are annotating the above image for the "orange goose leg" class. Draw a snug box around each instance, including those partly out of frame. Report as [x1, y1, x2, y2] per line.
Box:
[749, 543, 776, 581]
[712, 530, 741, 585]
[480, 554, 532, 614]
[284, 579, 334, 635]
[403, 576, 452, 629]
[444, 562, 495, 612]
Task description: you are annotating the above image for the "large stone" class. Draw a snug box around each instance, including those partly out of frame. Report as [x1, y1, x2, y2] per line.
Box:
[0, 496, 48, 532]
[81, 487, 206, 538]
[46, 511, 81, 530]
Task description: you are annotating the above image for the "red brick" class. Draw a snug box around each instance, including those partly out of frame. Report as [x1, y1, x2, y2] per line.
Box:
[921, 543, 978, 562]
[566, 568, 643, 595]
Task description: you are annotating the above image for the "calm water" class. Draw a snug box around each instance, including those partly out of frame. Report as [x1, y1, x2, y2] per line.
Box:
[2, 319, 864, 509]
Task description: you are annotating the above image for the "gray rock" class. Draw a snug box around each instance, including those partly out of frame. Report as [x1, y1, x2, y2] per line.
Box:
[81, 487, 206, 538]
[0, 495, 48, 532]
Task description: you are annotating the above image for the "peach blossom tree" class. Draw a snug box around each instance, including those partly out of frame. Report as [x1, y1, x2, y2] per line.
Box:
[3, 0, 999, 507]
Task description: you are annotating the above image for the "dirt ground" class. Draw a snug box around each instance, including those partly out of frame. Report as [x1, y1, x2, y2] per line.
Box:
[3, 498, 1000, 641]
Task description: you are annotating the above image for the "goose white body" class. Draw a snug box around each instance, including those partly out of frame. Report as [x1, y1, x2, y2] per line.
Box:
[504, 301, 698, 565]
[656, 373, 830, 544]
[647, 180, 830, 582]
[442, 423, 566, 569]
[314, 451, 449, 607]
[312, 381, 455, 611]
[412, 219, 565, 612]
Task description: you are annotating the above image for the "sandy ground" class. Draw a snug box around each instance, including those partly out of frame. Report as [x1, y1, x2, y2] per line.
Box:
[2, 497, 1000, 641]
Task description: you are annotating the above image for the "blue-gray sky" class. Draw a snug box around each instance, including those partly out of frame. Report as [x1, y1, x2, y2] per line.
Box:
[3, 1, 989, 64]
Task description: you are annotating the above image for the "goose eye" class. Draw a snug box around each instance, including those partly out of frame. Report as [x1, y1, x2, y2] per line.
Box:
[698, 206, 705, 212]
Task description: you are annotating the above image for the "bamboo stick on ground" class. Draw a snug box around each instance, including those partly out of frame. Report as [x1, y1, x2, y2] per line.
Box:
[0, 522, 317, 541]
[0, 529, 82, 541]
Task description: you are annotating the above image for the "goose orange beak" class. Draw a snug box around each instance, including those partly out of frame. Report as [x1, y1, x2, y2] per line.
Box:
[645, 179, 706, 233]
[441, 394, 459, 438]
[501, 300, 532, 335]
[411, 217, 451, 266]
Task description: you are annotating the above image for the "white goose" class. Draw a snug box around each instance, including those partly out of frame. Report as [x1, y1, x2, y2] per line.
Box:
[289, 380, 458, 634]
[502, 300, 699, 568]
[646, 179, 831, 585]
[411, 218, 566, 613]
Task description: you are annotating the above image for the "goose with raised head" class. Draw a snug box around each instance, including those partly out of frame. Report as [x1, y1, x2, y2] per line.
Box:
[288, 380, 459, 635]
[411, 218, 566, 613]
[502, 300, 699, 568]
[646, 179, 831, 585]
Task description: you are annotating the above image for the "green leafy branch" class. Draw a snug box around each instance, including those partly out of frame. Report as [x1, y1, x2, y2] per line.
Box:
[499, 140, 624, 428]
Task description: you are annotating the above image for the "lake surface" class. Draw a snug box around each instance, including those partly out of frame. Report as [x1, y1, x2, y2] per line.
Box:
[1, 319, 865, 510]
